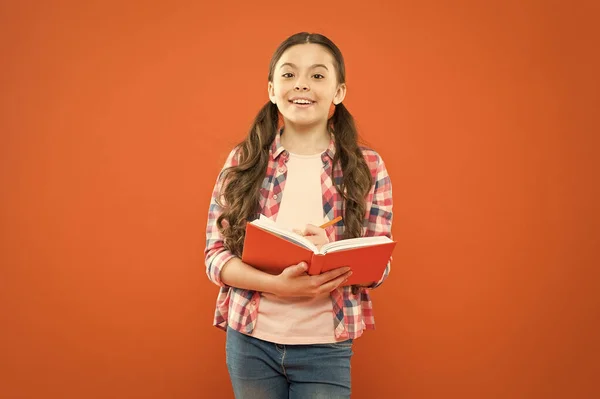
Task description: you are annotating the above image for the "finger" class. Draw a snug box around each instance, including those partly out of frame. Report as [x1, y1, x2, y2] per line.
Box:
[292, 229, 304, 236]
[303, 233, 329, 247]
[316, 267, 351, 284]
[318, 271, 352, 293]
[303, 224, 325, 236]
[304, 236, 323, 245]
[284, 262, 309, 276]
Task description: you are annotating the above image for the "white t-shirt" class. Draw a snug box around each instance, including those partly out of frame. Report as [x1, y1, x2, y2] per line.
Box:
[250, 151, 337, 344]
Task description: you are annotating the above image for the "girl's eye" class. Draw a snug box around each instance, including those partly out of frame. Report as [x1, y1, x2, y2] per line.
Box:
[282, 73, 294, 78]
[313, 74, 325, 79]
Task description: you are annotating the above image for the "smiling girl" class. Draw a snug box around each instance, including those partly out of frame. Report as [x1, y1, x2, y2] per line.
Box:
[205, 32, 393, 398]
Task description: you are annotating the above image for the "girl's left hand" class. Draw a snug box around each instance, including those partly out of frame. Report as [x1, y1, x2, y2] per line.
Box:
[293, 225, 374, 290]
[293, 224, 329, 250]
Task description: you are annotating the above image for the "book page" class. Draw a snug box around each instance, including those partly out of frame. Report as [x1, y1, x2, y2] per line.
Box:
[320, 236, 392, 254]
[251, 216, 319, 253]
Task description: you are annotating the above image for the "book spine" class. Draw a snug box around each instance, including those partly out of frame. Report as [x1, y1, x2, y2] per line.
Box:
[308, 254, 325, 275]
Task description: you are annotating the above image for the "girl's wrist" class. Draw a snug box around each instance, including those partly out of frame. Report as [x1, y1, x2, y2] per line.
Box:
[261, 273, 281, 295]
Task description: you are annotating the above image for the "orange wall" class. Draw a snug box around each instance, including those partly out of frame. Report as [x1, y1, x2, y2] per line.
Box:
[1, 1, 598, 398]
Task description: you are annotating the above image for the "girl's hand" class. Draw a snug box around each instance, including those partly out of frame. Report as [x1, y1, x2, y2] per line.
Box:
[272, 262, 352, 298]
[293, 224, 329, 250]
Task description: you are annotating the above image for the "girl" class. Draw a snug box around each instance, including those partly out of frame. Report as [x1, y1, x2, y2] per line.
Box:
[205, 32, 393, 399]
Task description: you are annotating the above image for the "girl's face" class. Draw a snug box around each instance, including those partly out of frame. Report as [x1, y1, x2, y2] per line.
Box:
[268, 43, 346, 128]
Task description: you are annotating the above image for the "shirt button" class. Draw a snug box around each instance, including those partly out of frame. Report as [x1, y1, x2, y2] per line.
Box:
[278, 167, 285, 173]
[273, 194, 278, 200]
[251, 300, 256, 305]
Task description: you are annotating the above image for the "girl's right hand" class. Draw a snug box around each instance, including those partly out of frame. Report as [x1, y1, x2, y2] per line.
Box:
[272, 262, 352, 298]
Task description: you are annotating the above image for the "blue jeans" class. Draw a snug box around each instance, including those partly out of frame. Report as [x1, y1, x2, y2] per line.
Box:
[226, 327, 353, 398]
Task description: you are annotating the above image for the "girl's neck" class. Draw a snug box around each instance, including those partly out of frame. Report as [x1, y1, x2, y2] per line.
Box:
[280, 120, 330, 156]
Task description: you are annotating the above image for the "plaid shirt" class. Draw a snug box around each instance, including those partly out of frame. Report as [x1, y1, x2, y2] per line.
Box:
[204, 131, 393, 340]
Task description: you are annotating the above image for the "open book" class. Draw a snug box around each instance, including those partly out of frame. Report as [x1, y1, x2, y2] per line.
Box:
[241, 215, 396, 286]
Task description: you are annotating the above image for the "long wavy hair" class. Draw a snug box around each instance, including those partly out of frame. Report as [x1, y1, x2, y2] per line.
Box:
[217, 32, 372, 257]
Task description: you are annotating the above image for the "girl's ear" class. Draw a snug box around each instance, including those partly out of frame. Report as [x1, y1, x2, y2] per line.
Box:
[333, 83, 347, 105]
[268, 82, 277, 104]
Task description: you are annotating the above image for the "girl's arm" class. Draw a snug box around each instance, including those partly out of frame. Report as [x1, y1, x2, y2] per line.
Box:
[219, 257, 278, 293]
[364, 153, 393, 289]
[204, 148, 239, 288]
[220, 257, 351, 297]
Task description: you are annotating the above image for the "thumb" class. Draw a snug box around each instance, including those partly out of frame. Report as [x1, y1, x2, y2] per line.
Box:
[292, 228, 304, 236]
[286, 262, 308, 276]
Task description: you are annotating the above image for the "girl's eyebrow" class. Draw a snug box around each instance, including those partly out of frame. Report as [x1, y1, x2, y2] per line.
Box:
[279, 62, 329, 71]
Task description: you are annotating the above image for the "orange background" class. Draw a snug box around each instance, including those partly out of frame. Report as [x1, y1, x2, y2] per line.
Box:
[1, 1, 598, 398]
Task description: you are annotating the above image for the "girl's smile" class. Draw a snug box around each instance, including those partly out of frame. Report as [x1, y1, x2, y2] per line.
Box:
[289, 96, 316, 108]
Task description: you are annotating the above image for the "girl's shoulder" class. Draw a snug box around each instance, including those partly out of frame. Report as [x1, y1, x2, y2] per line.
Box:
[221, 144, 243, 168]
[358, 146, 386, 173]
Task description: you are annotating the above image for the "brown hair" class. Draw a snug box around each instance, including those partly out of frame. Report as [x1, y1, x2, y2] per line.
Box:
[217, 32, 372, 256]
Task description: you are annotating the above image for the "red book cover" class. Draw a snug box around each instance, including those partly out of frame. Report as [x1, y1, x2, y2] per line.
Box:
[241, 222, 396, 286]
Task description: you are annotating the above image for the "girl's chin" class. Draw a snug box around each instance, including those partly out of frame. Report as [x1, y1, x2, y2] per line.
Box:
[281, 114, 324, 126]
[284, 119, 321, 127]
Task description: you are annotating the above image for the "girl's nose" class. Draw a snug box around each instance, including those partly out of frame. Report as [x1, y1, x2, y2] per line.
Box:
[294, 80, 310, 91]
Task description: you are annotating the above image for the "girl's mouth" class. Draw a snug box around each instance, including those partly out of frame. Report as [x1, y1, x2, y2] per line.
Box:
[289, 99, 315, 108]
